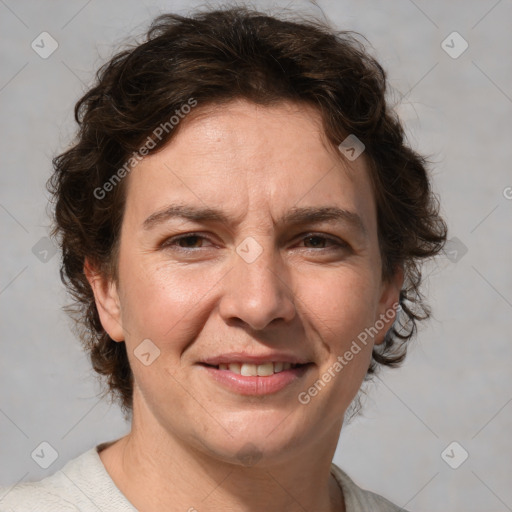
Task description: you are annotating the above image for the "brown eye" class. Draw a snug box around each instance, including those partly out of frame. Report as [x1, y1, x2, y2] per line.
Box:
[301, 234, 347, 250]
[176, 235, 204, 248]
[303, 235, 328, 248]
[162, 233, 213, 251]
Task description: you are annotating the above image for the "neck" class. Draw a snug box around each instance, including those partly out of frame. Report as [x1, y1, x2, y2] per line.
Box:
[100, 397, 345, 512]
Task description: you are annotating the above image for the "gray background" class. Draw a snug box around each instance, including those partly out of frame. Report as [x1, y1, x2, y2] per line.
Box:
[1, 0, 511, 510]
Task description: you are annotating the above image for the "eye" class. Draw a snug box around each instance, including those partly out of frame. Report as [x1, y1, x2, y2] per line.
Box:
[160, 232, 349, 254]
[299, 234, 349, 251]
[161, 233, 214, 250]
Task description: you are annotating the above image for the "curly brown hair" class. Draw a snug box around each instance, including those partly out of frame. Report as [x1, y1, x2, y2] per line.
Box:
[48, 6, 447, 416]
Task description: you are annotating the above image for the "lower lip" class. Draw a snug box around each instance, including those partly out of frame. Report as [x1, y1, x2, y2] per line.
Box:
[199, 364, 311, 395]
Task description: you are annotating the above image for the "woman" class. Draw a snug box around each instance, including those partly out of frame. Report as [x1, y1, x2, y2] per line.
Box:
[0, 6, 446, 511]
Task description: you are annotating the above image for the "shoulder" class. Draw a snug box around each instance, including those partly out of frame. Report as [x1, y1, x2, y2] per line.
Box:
[0, 481, 78, 512]
[0, 443, 136, 512]
[331, 463, 411, 512]
[0, 450, 91, 512]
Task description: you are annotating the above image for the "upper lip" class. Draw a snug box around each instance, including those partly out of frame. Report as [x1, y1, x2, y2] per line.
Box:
[200, 352, 312, 366]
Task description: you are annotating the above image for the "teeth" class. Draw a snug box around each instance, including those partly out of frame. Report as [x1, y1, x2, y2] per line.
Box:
[228, 363, 241, 374]
[257, 362, 274, 376]
[240, 363, 257, 376]
[216, 362, 301, 376]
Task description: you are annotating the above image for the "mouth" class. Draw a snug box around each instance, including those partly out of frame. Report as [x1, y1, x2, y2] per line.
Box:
[198, 361, 313, 395]
[202, 361, 304, 376]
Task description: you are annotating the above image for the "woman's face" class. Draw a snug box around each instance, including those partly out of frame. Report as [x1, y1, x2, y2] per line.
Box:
[92, 99, 401, 465]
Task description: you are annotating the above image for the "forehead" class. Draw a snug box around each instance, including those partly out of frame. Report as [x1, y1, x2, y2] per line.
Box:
[122, 100, 376, 234]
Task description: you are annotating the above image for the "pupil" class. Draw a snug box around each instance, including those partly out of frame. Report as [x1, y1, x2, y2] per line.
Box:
[306, 236, 323, 248]
[183, 236, 200, 247]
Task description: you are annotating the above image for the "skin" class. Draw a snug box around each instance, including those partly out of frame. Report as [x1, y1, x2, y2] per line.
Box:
[86, 99, 403, 512]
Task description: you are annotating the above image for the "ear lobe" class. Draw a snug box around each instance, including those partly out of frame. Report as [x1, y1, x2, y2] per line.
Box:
[84, 258, 124, 342]
[373, 265, 404, 346]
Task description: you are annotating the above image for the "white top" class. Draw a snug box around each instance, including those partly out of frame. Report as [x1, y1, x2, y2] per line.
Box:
[0, 442, 409, 511]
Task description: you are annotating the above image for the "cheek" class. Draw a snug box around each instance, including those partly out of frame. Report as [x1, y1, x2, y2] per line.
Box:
[298, 266, 379, 347]
[118, 260, 222, 349]
[297, 271, 378, 415]
[117, 264, 213, 405]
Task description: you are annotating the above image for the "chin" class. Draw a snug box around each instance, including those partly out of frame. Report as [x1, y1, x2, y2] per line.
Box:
[195, 410, 315, 467]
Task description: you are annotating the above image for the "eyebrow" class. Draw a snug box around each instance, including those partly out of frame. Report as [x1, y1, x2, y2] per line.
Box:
[142, 203, 367, 237]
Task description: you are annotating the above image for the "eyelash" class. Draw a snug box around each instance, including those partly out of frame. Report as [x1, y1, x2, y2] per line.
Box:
[161, 232, 349, 252]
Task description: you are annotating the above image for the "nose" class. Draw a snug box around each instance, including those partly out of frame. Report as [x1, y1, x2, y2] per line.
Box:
[218, 240, 296, 331]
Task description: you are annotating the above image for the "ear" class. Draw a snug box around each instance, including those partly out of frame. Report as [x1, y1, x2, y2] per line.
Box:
[84, 258, 124, 342]
[373, 265, 404, 346]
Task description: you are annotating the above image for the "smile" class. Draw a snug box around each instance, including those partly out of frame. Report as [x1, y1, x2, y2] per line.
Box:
[214, 361, 300, 376]
[199, 362, 312, 395]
